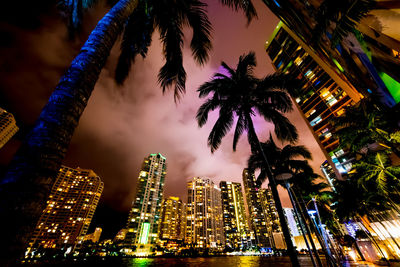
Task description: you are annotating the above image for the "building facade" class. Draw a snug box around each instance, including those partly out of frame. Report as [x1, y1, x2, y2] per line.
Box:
[265, 22, 359, 178]
[124, 153, 167, 252]
[242, 169, 271, 248]
[158, 196, 186, 250]
[263, 0, 400, 107]
[220, 181, 250, 250]
[259, 188, 282, 248]
[186, 177, 225, 250]
[0, 108, 18, 149]
[27, 166, 103, 255]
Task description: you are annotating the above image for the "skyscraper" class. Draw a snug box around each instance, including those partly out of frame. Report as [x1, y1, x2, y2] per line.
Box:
[220, 181, 250, 250]
[186, 177, 225, 250]
[263, 0, 400, 107]
[259, 188, 282, 248]
[124, 153, 166, 253]
[242, 169, 271, 248]
[158, 196, 186, 250]
[265, 22, 360, 178]
[0, 108, 18, 149]
[26, 166, 103, 255]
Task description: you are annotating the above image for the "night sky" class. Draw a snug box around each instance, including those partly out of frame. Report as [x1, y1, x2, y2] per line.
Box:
[0, 0, 327, 239]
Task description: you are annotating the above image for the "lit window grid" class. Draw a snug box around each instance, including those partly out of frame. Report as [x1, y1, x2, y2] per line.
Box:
[220, 181, 250, 249]
[242, 169, 272, 248]
[124, 154, 166, 247]
[0, 109, 18, 149]
[28, 166, 103, 251]
[186, 177, 225, 249]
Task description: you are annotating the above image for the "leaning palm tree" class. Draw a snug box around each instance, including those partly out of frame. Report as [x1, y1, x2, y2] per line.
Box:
[312, 0, 376, 47]
[197, 51, 300, 266]
[0, 0, 257, 262]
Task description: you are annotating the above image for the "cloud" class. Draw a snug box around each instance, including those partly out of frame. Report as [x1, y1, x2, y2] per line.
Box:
[0, 0, 328, 237]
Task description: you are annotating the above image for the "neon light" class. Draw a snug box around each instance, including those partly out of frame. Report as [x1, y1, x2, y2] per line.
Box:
[378, 72, 400, 103]
[332, 58, 344, 72]
[139, 222, 150, 244]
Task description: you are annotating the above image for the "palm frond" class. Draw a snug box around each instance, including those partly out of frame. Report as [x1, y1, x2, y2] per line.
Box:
[196, 97, 220, 127]
[331, 0, 376, 47]
[58, 0, 100, 36]
[311, 0, 342, 44]
[208, 108, 234, 153]
[218, 0, 257, 23]
[258, 73, 300, 96]
[256, 90, 293, 114]
[115, 6, 155, 85]
[220, 61, 236, 78]
[256, 170, 268, 186]
[236, 51, 257, 77]
[233, 113, 246, 151]
[197, 77, 232, 98]
[185, 0, 213, 65]
[258, 109, 298, 143]
[157, 16, 186, 101]
[281, 145, 312, 160]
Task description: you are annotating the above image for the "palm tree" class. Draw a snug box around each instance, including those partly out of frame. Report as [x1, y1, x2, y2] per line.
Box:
[247, 137, 343, 266]
[196, 51, 300, 266]
[247, 137, 311, 185]
[353, 152, 400, 208]
[0, 0, 257, 262]
[312, 0, 376, 47]
[331, 97, 400, 158]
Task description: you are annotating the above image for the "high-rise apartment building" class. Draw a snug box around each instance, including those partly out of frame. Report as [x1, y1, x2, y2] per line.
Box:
[263, 0, 400, 107]
[158, 196, 186, 250]
[26, 166, 103, 255]
[259, 188, 282, 247]
[186, 177, 225, 250]
[0, 108, 18, 149]
[264, 0, 400, 182]
[220, 181, 250, 250]
[266, 22, 359, 177]
[124, 153, 166, 253]
[242, 169, 271, 248]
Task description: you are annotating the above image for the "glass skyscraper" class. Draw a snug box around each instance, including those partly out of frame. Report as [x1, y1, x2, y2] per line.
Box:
[220, 181, 250, 250]
[124, 153, 166, 253]
[266, 22, 360, 178]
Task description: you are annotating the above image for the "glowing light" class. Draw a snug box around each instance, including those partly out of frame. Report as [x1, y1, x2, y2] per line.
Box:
[139, 222, 150, 244]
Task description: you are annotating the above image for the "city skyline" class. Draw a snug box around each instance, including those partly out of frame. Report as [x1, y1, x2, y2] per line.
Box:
[0, 0, 327, 218]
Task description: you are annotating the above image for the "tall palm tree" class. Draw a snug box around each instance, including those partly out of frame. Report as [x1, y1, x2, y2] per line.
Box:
[0, 0, 257, 262]
[196, 51, 300, 266]
[312, 0, 376, 47]
[247, 138, 329, 266]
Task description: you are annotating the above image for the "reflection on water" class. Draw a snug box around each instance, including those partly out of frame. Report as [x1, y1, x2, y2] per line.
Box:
[23, 256, 321, 267]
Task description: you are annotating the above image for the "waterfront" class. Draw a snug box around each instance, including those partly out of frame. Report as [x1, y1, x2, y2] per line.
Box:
[21, 256, 387, 267]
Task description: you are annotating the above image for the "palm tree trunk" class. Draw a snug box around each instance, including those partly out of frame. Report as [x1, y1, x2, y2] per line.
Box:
[290, 187, 324, 267]
[246, 117, 300, 267]
[0, 0, 138, 263]
[285, 182, 318, 267]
